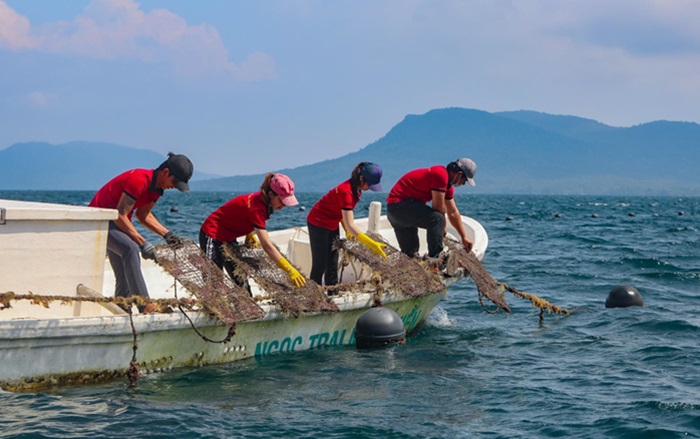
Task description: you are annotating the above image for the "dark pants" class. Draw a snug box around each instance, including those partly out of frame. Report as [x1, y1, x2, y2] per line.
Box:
[387, 200, 445, 258]
[106, 221, 149, 298]
[307, 222, 340, 288]
[199, 229, 246, 287]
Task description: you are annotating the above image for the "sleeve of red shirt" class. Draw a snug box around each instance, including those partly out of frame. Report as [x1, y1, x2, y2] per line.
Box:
[122, 170, 150, 201]
[429, 166, 449, 194]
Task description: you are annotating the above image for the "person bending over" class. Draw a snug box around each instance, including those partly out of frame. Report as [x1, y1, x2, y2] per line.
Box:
[306, 162, 386, 294]
[200, 173, 306, 288]
[89, 152, 193, 310]
[386, 158, 476, 259]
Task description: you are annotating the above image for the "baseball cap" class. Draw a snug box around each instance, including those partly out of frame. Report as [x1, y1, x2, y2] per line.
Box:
[455, 158, 477, 187]
[164, 153, 194, 192]
[360, 162, 383, 191]
[270, 173, 299, 206]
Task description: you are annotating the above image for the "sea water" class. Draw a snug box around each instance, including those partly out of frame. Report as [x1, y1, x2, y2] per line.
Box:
[0, 191, 698, 438]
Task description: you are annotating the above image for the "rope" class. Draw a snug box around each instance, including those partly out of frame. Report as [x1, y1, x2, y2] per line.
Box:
[172, 269, 237, 344]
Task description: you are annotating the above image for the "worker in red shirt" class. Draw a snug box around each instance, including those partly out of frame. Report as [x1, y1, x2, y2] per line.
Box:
[200, 173, 306, 288]
[306, 162, 386, 294]
[386, 158, 476, 259]
[89, 153, 193, 310]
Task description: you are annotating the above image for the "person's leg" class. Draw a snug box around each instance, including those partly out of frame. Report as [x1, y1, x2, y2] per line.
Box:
[106, 250, 128, 298]
[200, 229, 246, 287]
[422, 210, 446, 258]
[308, 222, 331, 285]
[388, 200, 445, 257]
[323, 228, 340, 290]
[387, 201, 421, 256]
[200, 229, 224, 270]
[106, 222, 149, 298]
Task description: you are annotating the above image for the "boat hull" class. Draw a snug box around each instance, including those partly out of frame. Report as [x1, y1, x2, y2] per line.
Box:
[0, 291, 444, 391]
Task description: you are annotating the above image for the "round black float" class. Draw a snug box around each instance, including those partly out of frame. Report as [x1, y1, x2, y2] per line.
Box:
[355, 307, 406, 349]
[170, 206, 179, 213]
[605, 285, 644, 308]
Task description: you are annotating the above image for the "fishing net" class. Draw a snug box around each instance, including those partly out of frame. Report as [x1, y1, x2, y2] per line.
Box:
[444, 238, 511, 312]
[334, 233, 446, 298]
[222, 243, 339, 317]
[444, 238, 571, 319]
[154, 240, 265, 324]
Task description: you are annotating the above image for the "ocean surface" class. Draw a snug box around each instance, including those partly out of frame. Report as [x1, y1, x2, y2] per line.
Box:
[1, 191, 699, 438]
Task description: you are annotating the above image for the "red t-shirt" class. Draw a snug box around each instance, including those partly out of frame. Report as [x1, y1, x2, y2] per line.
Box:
[386, 166, 454, 204]
[89, 169, 162, 219]
[307, 180, 360, 230]
[200, 192, 271, 242]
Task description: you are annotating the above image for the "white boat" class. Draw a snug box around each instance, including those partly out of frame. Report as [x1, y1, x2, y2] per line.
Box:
[0, 198, 488, 392]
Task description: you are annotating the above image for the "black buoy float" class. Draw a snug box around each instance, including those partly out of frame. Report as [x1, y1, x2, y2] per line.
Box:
[505, 216, 514, 221]
[355, 307, 406, 349]
[299, 206, 306, 211]
[591, 213, 599, 218]
[605, 285, 644, 308]
[170, 206, 179, 213]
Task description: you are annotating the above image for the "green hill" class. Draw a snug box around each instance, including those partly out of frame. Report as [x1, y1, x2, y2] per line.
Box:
[2, 108, 699, 195]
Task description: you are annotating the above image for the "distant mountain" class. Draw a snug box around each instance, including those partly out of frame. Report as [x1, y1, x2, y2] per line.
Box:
[196, 108, 700, 195]
[0, 141, 220, 190]
[1, 109, 699, 195]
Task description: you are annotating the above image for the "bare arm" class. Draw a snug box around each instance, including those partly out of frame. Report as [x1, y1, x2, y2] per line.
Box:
[113, 193, 147, 245]
[445, 198, 473, 253]
[341, 209, 362, 238]
[134, 202, 169, 239]
[255, 228, 285, 263]
[430, 190, 447, 214]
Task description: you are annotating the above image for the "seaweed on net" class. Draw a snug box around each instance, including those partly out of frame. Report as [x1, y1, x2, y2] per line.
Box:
[222, 242, 339, 318]
[334, 233, 446, 298]
[444, 238, 511, 313]
[154, 240, 265, 324]
[444, 238, 571, 319]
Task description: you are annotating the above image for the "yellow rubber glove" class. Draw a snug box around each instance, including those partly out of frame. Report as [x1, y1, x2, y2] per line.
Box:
[355, 232, 387, 259]
[245, 232, 259, 248]
[276, 257, 307, 287]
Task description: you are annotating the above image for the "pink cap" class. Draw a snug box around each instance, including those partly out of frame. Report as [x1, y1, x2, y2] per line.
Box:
[270, 174, 299, 206]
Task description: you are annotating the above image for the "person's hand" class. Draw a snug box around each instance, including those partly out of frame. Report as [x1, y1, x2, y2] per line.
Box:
[462, 237, 474, 253]
[140, 241, 157, 260]
[276, 257, 307, 287]
[245, 232, 260, 249]
[355, 233, 387, 259]
[164, 231, 184, 247]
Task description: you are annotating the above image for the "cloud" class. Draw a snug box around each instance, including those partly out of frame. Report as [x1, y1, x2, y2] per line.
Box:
[25, 91, 52, 108]
[0, 0, 34, 49]
[0, 0, 276, 81]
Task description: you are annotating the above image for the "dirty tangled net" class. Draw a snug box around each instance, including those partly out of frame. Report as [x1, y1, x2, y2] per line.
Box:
[335, 233, 446, 298]
[155, 240, 265, 324]
[444, 239, 511, 312]
[222, 243, 339, 318]
[444, 238, 570, 318]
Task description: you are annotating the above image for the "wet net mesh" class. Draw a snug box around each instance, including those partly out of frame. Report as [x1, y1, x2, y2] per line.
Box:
[222, 243, 339, 317]
[334, 233, 446, 298]
[444, 238, 511, 312]
[154, 240, 265, 324]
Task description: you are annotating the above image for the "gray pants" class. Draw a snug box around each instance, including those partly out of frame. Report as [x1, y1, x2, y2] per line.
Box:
[387, 199, 445, 258]
[106, 221, 149, 298]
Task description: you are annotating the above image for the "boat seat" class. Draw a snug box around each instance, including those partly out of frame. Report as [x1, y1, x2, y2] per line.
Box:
[286, 236, 313, 277]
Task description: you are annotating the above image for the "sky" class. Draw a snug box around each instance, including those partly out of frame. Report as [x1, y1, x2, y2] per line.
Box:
[1, 0, 700, 177]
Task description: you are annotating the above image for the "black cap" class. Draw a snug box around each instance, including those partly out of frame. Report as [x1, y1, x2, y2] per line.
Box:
[164, 153, 194, 192]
